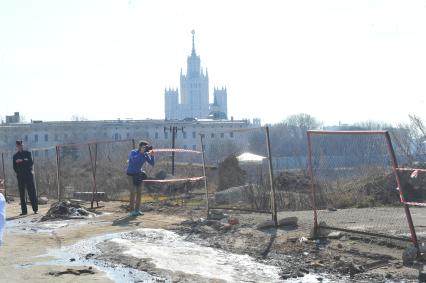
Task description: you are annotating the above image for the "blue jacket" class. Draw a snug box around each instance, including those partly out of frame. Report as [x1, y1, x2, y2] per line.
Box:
[126, 149, 155, 174]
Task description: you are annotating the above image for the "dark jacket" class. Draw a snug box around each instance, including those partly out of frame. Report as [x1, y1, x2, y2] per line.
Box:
[13, 150, 34, 176]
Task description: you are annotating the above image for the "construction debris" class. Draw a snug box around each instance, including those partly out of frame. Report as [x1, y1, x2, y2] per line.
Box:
[41, 200, 95, 221]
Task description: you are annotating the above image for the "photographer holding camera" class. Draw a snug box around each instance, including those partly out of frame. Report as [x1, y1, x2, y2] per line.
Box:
[126, 140, 155, 216]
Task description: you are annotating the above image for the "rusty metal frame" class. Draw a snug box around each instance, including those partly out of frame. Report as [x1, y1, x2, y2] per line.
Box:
[307, 130, 419, 248]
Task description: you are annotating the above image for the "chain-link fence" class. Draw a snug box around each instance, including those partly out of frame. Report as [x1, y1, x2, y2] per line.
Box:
[1, 151, 17, 199]
[55, 139, 207, 209]
[57, 143, 94, 201]
[394, 167, 426, 242]
[200, 127, 277, 222]
[32, 147, 58, 199]
[141, 148, 206, 208]
[307, 130, 419, 245]
[89, 139, 135, 202]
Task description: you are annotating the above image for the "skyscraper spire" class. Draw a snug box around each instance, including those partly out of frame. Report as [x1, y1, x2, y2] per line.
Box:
[191, 30, 196, 56]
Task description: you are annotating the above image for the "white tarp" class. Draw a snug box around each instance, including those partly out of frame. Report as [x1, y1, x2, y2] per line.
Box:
[236, 152, 266, 164]
[0, 193, 5, 246]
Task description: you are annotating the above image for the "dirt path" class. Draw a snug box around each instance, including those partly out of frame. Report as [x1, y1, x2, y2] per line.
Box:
[0, 199, 423, 282]
[0, 200, 185, 283]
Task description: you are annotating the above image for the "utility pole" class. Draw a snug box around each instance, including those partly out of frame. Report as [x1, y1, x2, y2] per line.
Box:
[164, 126, 184, 175]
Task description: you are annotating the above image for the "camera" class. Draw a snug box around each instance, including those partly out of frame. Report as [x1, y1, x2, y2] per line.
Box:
[144, 145, 153, 153]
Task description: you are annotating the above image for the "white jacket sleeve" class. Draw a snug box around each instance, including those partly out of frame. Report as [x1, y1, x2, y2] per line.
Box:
[0, 193, 5, 246]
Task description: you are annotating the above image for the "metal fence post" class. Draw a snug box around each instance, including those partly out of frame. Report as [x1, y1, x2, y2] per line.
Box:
[55, 145, 62, 200]
[200, 134, 210, 219]
[88, 143, 99, 209]
[384, 131, 419, 250]
[31, 150, 39, 201]
[306, 131, 319, 236]
[265, 126, 278, 227]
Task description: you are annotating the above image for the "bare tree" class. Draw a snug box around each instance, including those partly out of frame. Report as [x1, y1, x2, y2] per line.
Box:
[391, 115, 426, 164]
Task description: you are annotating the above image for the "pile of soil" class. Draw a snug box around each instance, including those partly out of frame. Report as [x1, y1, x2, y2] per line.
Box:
[40, 200, 94, 221]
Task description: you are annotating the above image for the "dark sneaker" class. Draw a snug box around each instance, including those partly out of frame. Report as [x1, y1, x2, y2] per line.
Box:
[19, 212, 27, 216]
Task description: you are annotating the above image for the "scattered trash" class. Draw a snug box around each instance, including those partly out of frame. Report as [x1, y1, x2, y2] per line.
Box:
[299, 237, 308, 243]
[41, 201, 96, 221]
[48, 267, 95, 277]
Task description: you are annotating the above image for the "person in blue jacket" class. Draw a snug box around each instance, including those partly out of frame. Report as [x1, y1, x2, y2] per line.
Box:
[126, 140, 155, 216]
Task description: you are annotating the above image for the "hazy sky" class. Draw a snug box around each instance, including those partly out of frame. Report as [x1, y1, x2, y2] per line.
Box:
[1, 0, 425, 126]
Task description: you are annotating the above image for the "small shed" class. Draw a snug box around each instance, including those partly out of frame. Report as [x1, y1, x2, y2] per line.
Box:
[236, 152, 267, 184]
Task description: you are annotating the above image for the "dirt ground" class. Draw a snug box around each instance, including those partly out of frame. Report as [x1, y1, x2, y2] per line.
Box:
[0, 198, 424, 282]
[0, 199, 185, 283]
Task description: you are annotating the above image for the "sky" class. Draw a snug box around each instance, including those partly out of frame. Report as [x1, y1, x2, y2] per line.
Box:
[1, 0, 426, 126]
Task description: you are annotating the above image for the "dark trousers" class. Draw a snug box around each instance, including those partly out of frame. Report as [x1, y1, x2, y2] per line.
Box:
[17, 174, 38, 214]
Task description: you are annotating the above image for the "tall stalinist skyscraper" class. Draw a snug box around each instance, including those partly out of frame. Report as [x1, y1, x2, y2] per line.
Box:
[165, 31, 228, 120]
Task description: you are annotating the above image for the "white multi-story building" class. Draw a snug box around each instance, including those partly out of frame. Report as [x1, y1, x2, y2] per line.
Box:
[0, 119, 252, 154]
[165, 31, 228, 120]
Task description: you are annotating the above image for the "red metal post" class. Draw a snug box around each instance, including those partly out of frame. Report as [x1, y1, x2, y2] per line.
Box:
[384, 131, 419, 249]
[307, 131, 319, 235]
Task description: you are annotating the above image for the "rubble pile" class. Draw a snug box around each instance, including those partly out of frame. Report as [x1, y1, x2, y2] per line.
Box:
[41, 200, 95, 221]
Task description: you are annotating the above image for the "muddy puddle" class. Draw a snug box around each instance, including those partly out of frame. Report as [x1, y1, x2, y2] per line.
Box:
[7, 218, 88, 234]
[6, 212, 110, 234]
[28, 228, 333, 282]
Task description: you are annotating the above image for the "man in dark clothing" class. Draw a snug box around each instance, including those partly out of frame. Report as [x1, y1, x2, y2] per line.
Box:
[13, 140, 38, 215]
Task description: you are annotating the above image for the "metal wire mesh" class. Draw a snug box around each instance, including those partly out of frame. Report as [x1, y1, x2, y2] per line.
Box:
[91, 140, 134, 201]
[395, 167, 426, 241]
[57, 144, 94, 200]
[308, 131, 413, 241]
[142, 148, 206, 208]
[201, 127, 273, 213]
[31, 147, 58, 199]
[1, 151, 18, 198]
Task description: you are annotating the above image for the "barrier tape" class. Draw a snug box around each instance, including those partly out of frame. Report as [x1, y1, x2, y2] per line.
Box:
[396, 168, 426, 173]
[404, 202, 426, 207]
[143, 176, 205, 183]
[154, 148, 202, 154]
